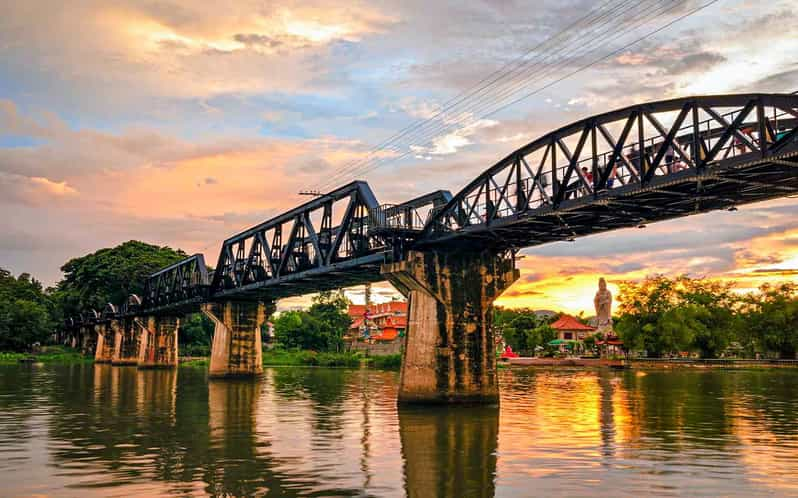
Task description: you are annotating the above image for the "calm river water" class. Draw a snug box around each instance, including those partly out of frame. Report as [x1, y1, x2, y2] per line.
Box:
[1, 364, 798, 497]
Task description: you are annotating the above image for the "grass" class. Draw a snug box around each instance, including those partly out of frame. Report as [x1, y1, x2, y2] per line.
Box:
[0, 345, 92, 365]
[180, 358, 209, 368]
[366, 353, 402, 370]
[181, 344, 211, 357]
[0, 344, 402, 370]
[262, 349, 363, 368]
[178, 350, 403, 370]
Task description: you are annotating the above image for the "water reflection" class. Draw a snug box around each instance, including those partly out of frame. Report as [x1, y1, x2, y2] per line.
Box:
[2, 365, 798, 496]
[399, 405, 498, 498]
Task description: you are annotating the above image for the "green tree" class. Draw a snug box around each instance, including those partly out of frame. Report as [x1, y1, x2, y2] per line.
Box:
[679, 279, 737, 358]
[273, 290, 352, 352]
[179, 313, 215, 355]
[309, 290, 351, 336]
[493, 307, 553, 355]
[0, 268, 55, 351]
[743, 283, 798, 359]
[52, 240, 187, 316]
[617, 275, 741, 358]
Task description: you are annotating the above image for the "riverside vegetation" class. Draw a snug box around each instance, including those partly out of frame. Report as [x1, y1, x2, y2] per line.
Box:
[2, 240, 798, 362]
[496, 276, 798, 359]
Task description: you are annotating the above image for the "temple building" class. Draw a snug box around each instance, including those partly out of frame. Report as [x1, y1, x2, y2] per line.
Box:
[550, 314, 596, 341]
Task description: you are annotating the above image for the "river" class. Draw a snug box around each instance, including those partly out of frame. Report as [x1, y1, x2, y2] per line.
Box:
[1, 364, 797, 497]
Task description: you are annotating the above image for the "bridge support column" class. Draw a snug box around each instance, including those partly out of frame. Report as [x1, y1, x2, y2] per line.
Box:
[94, 323, 115, 363]
[137, 316, 180, 369]
[203, 301, 273, 378]
[111, 318, 140, 366]
[80, 325, 97, 356]
[383, 249, 518, 404]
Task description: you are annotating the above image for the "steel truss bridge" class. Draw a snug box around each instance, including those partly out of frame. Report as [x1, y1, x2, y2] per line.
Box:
[70, 93, 798, 325]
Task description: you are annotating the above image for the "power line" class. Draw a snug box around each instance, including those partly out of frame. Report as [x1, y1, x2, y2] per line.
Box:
[322, 0, 694, 188]
[348, 0, 700, 181]
[317, 0, 719, 190]
[322, 0, 678, 187]
[316, 0, 629, 188]
[318, 0, 643, 189]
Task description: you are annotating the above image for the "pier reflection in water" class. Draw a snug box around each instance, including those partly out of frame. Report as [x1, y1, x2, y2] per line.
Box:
[400, 405, 498, 498]
[2, 365, 798, 497]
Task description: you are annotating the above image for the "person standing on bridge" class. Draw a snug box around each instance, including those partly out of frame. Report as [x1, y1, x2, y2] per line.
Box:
[664, 143, 675, 173]
[605, 163, 618, 189]
[580, 167, 593, 195]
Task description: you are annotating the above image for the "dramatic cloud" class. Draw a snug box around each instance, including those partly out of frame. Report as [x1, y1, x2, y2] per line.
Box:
[0, 0, 797, 314]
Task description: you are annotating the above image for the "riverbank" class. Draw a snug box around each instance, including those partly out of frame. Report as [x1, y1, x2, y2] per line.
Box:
[504, 357, 798, 369]
[180, 350, 402, 370]
[0, 346, 93, 365]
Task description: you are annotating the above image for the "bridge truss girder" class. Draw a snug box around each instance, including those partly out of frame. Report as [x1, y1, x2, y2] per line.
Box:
[421, 93, 798, 249]
[209, 181, 385, 301]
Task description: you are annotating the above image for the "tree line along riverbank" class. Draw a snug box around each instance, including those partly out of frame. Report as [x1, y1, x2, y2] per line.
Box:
[496, 275, 798, 360]
[2, 240, 798, 361]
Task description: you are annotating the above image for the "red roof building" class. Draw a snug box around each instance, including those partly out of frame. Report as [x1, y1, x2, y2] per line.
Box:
[348, 301, 408, 342]
[550, 314, 596, 341]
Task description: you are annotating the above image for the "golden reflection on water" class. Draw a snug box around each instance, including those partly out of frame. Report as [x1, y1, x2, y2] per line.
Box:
[2, 365, 798, 497]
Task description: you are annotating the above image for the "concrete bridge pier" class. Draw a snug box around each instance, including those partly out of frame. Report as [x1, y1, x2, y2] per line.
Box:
[137, 316, 180, 369]
[111, 318, 141, 366]
[383, 249, 519, 404]
[202, 300, 274, 378]
[80, 324, 97, 357]
[94, 323, 115, 363]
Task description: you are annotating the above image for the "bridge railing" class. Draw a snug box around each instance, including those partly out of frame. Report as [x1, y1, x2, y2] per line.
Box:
[368, 190, 453, 234]
[488, 106, 795, 220]
[423, 93, 798, 238]
[369, 204, 427, 231]
[142, 255, 210, 311]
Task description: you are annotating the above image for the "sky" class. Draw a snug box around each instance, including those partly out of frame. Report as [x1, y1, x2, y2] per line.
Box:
[0, 0, 797, 315]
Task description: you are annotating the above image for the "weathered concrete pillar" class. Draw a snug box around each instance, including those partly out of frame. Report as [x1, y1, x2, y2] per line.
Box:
[383, 249, 519, 404]
[94, 323, 115, 363]
[111, 318, 141, 366]
[81, 325, 97, 357]
[202, 300, 273, 378]
[137, 315, 180, 369]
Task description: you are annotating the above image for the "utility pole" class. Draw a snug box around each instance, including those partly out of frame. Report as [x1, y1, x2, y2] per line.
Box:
[364, 283, 375, 339]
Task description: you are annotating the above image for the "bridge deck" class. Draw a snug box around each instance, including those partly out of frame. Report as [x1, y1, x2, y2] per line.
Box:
[422, 148, 798, 249]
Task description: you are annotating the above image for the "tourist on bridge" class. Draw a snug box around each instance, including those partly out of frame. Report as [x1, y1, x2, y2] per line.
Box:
[664, 143, 675, 172]
[605, 163, 618, 189]
[580, 167, 593, 195]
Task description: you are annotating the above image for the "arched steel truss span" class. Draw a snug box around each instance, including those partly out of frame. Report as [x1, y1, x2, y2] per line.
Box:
[64, 92, 798, 323]
[420, 93, 798, 249]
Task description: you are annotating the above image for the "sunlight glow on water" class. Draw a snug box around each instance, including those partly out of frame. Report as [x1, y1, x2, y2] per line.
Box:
[1, 364, 798, 497]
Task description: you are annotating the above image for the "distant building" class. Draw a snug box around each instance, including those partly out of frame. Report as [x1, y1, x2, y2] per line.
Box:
[550, 314, 596, 341]
[348, 301, 407, 342]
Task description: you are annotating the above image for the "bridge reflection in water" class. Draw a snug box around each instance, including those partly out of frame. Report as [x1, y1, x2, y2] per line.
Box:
[5, 366, 798, 496]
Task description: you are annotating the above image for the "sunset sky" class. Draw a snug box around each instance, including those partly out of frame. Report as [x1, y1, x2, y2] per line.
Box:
[1, 0, 797, 315]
